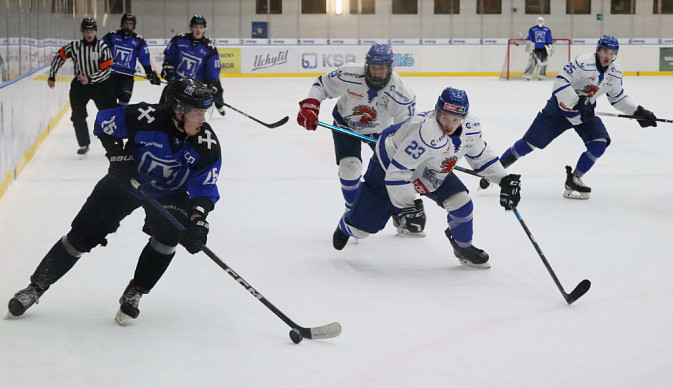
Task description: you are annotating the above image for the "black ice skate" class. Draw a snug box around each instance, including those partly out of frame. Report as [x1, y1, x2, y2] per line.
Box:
[332, 227, 349, 251]
[563, 165, 591, 200]
[445, 228, 490, 269]
[115, 281, 146, 326]
[77, 145, 89, 159]
[392, 214, 427, 237]
[7, 283, 46, 318]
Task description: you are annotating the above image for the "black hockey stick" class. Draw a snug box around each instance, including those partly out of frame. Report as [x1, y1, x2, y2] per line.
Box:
[596, 111, 673, 124]
[112, 69, 289, 128]
[129, 179, 342, 342]
[453, 166, 591, 304]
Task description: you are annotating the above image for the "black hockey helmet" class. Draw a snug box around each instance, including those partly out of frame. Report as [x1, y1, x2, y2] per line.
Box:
[190, 15, 207, 28]
[120, 13, 136, 28]
[166, 78, 214, 113]
[80, 17, 97, 32]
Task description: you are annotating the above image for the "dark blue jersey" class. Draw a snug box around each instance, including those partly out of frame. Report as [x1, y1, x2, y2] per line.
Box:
[526, 26, 553, 50]
[93, 103, 221, 207]
[102, 30, 152, 74]
[162, 33, 221, 84]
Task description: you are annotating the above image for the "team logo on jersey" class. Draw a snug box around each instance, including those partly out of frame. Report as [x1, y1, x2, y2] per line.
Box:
[113, 46, 134, 68]
[440, 156, 457, 173]
[581, 85, 599, 97]
[138, 152, 189, 191]
[177, 52, 203, 78]
[347, 105, 377, 125]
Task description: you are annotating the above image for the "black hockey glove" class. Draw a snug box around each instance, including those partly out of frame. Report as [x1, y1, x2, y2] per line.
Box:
[395, 199, 426, 234]
[161, 64, 175, 83]
[145, 67, 161, 86]
[179, 217, 209, 254]
[106, 149, 137, 185]
[633, 105, 657, 128]
[573, 96, 594, 122]
[499, 174, 521, 211]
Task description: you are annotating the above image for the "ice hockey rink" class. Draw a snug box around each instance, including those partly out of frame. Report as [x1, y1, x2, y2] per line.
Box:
[1, 75, 672, 387]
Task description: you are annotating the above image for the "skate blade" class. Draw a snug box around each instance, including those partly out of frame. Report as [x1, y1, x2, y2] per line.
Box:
[394, 230, 427, 238]
[458, 258, 491, 269]
[115, 310, 132, 326]
[563, 189, 590, 200]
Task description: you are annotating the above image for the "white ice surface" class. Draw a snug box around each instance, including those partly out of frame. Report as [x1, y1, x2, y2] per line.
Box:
[1, 76, 672, 388]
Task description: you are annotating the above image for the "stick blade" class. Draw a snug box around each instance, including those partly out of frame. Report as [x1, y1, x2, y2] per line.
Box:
[566, 279, 591, 305]
[266, 116, 289, 128]
[302, 322, 342, 340]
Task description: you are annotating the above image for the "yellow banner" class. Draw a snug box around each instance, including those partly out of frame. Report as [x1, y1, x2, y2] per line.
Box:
[218, 48, 241, 74]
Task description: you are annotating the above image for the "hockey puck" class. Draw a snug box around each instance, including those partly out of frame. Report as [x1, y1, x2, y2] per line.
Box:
[289, 328, 303, 344]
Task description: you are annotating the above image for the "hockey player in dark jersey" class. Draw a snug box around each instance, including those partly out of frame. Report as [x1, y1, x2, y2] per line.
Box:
[102, 13, 161, 105]
[161, 15, 226, 116]
[6, 78, 222, 326]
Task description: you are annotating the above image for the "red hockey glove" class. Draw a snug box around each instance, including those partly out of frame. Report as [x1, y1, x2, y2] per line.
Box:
[297, 98, 320, 131]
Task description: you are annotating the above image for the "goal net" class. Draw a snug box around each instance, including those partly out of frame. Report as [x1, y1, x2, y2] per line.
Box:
[500, 38, 571, 80]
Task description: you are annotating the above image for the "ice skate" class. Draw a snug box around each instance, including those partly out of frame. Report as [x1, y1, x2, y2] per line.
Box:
[77, 145, 89, 159]
[445, 228, 490, 269]
[332, 227, 349, 251]
[115, 281, 144, 326]
[7, 283, 46, 318]
[563, 165, 591, 200]
[392, 214, 426, 237]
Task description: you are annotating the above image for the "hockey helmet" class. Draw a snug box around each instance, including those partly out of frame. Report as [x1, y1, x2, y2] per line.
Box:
[537, 16, 545, 27]
[121, 13, 136, 28]
[80, 17, 97, 32]
[190, 15, 207, 28]
[364, 43, 394, 89]
[597, 35, 619, 52]
[167, 78, 214, 115]
[436, 87, 469, 117]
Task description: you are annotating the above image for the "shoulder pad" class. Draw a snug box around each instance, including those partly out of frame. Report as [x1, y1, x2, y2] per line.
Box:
[418, 115, 448, 149]
[462, 114, 482, 133]
[190, 124, 222, 169]
[125, 103, 169, 129]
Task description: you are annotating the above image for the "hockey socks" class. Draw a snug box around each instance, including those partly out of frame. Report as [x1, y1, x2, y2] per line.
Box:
[132, 238, 176, 292]
[340, 176, 361, 209]
[446, 200, 474, 248]
[575, 140, 607, 177]
[501, 139, 535, 166]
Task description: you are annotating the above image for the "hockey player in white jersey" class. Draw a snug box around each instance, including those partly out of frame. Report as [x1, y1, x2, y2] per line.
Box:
[480, 35, 658, 199]
[297, 43, 416, 222]
[332, 87, 522, 268]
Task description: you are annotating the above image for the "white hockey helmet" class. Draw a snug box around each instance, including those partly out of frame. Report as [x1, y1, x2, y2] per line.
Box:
[537, 16, 545, 27]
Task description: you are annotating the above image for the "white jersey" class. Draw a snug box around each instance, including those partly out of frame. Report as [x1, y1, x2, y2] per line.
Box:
[307, 63, 416, 135]
[376, 111, 507, 209]
[554, 52, 638, 125]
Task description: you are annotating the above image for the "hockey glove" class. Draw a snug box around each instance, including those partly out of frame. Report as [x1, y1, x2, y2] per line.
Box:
[297, 98, 320, 131]
[106, 149, 137, 185]
[179, 217, 209, 254]
[573, 96, 594, 122]
[394, 199, 426, 234]
[161, 64, 175, 83]
[499, 174, 521, 211]
[633, 105, 657, 128]
[145, 68, 161, 86]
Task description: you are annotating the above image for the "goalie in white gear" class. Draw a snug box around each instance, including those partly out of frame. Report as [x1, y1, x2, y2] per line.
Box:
[332, 87, 522, 269]
[481, 35, 658, 199]
[523, 16, 554, 80]
[296, 43, 416, 221]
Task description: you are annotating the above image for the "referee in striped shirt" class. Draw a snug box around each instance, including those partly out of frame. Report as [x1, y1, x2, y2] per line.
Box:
[48, 17, 116, 156]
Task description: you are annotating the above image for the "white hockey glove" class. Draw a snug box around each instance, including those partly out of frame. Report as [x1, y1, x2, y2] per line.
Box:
[545, 44, 554, 56]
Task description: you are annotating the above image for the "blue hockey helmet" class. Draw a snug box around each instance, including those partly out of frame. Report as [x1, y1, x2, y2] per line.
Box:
[364, 43, 394, 89]
[436, 87, 469, 116]
[597, 35, 619, 52]
[365, 43, 394, 66]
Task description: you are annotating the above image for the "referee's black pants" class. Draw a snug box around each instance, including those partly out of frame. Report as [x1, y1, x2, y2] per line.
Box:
[69, 78, 116, 147]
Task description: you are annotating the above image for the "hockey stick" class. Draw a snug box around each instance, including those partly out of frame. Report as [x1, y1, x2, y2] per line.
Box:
[112, 69, 289, 128]
[441, 166, 592, 305]
[129, 179, 342, 343]
[317, 121, 378, 142]
[596, 112, 673, 124]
